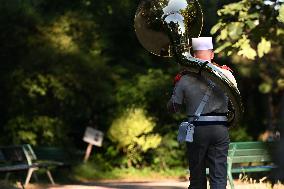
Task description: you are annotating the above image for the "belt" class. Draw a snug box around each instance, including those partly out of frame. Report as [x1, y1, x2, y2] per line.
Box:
[188, 116, 227, 122]
[188, 113, 227, 117]
[193, 121, 228, 126]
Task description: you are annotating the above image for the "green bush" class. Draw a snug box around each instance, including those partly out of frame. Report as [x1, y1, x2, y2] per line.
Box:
[229, 126, 253, 142]
[4, 115, 67, 146]
[151, 131, 187, 170]
[108, 108, 162, 167]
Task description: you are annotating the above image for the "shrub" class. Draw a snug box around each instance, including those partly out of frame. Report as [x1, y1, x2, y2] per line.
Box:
[4, 115, 67, 146]
[108, 108, 162, 167]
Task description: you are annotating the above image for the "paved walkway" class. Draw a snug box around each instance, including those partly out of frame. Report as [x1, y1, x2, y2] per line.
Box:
[87, 180, 188, 189]
[28, 181, 281, 189]
[30, 180, 189, 189]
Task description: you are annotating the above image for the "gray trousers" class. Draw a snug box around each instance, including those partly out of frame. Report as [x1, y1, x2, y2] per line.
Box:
[187, 125, 229, 189]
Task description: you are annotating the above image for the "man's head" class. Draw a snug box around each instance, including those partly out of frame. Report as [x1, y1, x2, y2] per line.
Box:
[192, 37, 214, 61]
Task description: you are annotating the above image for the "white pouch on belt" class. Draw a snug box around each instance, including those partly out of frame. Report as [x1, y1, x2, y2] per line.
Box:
[177, 122, 195, 142]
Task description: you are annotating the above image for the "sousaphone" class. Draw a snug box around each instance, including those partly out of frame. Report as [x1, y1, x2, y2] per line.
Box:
[134, 0, 243, 126]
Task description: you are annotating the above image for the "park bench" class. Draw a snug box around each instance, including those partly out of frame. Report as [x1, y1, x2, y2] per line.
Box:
[227, 141, 276, 189]
[0, 144, 65, 188]
[0, 147, 31, 189]
[33, 146, 69, 167]
[198, 141, 276, 188]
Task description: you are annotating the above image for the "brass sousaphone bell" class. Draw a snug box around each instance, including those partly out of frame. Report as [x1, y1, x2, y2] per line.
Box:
[134, 0, 243, 126]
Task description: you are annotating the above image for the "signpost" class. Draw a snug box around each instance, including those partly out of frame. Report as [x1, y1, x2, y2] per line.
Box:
[83, 127, 104, 162]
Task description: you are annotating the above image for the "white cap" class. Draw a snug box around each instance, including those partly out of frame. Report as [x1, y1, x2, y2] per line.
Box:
[192, 37, 213, 50]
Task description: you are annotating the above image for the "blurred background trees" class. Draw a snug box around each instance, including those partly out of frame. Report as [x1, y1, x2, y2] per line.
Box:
[211, 0, 284, 139]
[0, 0, 283, 171]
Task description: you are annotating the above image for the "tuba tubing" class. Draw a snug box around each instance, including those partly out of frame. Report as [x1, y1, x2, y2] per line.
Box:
[134, 0, 244, 127]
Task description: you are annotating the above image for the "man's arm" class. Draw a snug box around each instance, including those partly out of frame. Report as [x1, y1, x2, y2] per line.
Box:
[167, 100, 182, 113]
[167, 77, 184, 113]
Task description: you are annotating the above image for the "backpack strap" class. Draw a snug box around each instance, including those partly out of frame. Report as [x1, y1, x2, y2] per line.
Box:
[190, 80, 215, 122]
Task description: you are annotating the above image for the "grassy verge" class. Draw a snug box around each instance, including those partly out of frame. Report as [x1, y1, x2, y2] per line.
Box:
[0, 181, 20, 189]
[73, 163, 188, 182]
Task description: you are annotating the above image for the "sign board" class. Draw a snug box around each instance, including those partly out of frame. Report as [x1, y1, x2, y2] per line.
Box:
[83, 127, 104, 147]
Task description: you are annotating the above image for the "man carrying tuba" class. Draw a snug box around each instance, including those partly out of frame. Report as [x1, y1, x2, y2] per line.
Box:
[167, 37, 237, 189]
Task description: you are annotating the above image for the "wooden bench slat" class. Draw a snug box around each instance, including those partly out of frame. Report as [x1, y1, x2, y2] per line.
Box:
[228, 149, 269, 156]
[231, 165, 276, 173]
[229, 142, 274, 149]
[229, 154, 272, 163]
[34, 147, 67, 163]
[35, 160, 65, 167]
[227, 141, 276, 189]
[0, 164, 31, 172]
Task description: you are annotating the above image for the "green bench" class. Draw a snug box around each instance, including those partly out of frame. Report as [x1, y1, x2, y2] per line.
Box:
[227, 141, 276, 189]
[199, 141, 276, 188]
[0, 144, 67, 188]
[33, 146, 69, 166]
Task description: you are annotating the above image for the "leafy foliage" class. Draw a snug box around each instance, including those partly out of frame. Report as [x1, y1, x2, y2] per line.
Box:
[229, 126, 253, 141]
[211, 0, 284, 132]
[211, 0, 284, 60]
[0, 0, 114, 146]
[108, 108, 162, 167]
[278, 4, 284, 23]
[1, 0, 284, 173]
[5, 116, 66, 146]
[151, 132, 187, 170]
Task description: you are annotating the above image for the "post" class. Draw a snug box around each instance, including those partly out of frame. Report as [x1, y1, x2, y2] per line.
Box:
[82, 127, 103, 162]
[84, 143, 93, 162]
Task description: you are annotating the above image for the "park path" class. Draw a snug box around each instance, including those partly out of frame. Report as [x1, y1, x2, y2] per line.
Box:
[28, 180, 279, 189]
[86, 180, 188, 189]
[31, 180, 189, 189]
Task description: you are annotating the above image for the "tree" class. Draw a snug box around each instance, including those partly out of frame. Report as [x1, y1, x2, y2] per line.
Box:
[211, 0, 284, 137]
[0, 0, 115, 146]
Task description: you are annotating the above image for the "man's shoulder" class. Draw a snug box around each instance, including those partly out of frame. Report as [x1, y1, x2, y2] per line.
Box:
[174, 71, 197, 84]
[176, 73, 206, 88]
[180, 73, 198, 82]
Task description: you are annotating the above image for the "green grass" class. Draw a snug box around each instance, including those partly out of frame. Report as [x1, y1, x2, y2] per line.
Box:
[0, 182, 20, 189]
[73, 163, 187, 181]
